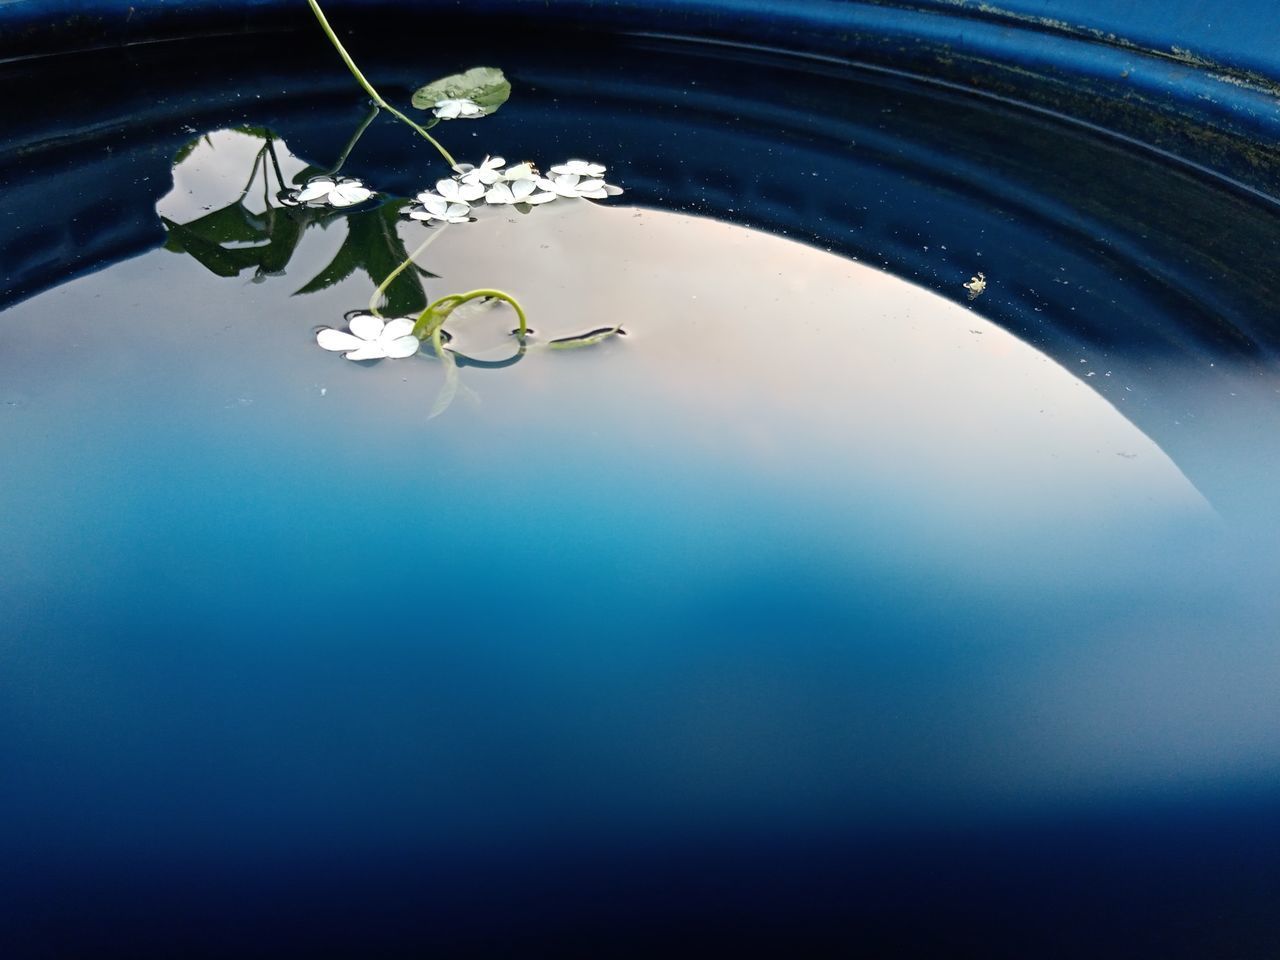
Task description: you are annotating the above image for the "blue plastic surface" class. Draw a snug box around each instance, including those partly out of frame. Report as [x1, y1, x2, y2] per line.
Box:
[3, 0, 1277, 201]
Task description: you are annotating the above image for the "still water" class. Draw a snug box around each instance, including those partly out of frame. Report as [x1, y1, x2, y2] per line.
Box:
[2, 26, 1279, 958]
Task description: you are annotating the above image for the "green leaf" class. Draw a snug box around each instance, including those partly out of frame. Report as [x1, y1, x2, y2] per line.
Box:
[411, 66, 511, 116]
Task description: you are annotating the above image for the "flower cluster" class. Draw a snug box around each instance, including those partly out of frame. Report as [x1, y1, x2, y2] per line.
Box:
[404, 157, 623, 223]
[316, 312, 421, 360]
[281, 175, 375, 209]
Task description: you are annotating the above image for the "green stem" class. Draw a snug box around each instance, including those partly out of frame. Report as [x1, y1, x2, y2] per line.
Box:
[306, 0, 456, 167]
[238, 145, 268, 202]
[324, 102, 380, 176]
[368, 225, 447, 317]
[413, 289, 529, 340]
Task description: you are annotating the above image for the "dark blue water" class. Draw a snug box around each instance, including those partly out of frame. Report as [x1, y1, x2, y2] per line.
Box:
[2, 28, 1280, 958]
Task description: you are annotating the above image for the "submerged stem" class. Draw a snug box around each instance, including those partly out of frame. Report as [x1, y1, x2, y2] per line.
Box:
[369, 226, 447, 317]
[305, 0, 456, 167]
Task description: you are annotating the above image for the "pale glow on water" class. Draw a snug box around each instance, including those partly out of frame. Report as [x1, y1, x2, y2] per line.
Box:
[3, 138, 1280, 956]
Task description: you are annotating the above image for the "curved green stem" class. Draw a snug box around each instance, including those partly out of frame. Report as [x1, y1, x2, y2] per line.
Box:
[368, 224, 447, 317]
[324, 103, 380, 176]
[306, 0, 457, 167]
[413, 289, 528, 340]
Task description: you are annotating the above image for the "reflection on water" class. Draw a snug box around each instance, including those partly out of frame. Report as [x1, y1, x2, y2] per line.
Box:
[3, 102, 1280, 954]
[158, 126, 434, 316]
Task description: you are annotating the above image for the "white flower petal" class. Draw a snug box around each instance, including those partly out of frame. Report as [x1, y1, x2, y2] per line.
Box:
[524, 190, 557, 204]
[457, 180, 485, 202]
[330, 180, 372, 206]
[509, 179, 538, 202]
[443, 202, 472, 221]
[296, 177, 336, 203]
[504, 163, 537, 181]
[347, 313, 385, 342]
[603, 184, 624, 196]
[546, 174, 586, 198]
[317, 329, 366, 352]
[381, 318, 415, 339]
[419, 195, 449, 216]
[343, 343, 388, 361]
[484, 183, 516, 205]
[433, 101, 461, 119]
[383, 335, 421, 359]
[550, 160, 606, 178]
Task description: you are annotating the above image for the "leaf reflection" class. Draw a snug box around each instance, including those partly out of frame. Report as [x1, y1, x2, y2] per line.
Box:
[158, 124, 432, 313]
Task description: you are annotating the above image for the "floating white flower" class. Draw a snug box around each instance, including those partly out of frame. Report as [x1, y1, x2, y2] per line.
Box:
[536, 172, 624, 200]
[453, 156, 507, 187]
[431, 178, 485, 205]
[484, 178, 556, 206]
[284, 175, 375, 208]
[407, 179, 483, 223]
[432, 98, 485, 120]
[408, 196, 473, 223]
[316, 313, 421, 361]
[548, 159, 606, 178]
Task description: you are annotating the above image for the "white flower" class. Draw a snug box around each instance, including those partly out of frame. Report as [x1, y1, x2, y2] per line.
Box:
[536, 172, 624, 200]
[407, 179, 483, 222]
[432, 98, 484, 119]
[484, 179, 556, 206]
[501, 162, 539, 181]
[548, 159, 606, 178]
[407, 179, 483, 223]
[285, 175, 375, 208]
[453, 156, 507, 186]
[407, 195, 473, 225]
[316, 313, 420, 361]
[408, 195, 473, 223]
[429, 178, 485, 204]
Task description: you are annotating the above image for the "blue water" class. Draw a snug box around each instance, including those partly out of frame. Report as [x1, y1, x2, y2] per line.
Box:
[3, 32, 1280, 959]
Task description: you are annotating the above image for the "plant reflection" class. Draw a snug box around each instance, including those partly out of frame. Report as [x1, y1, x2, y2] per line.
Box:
[160, 122, 432, 316]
